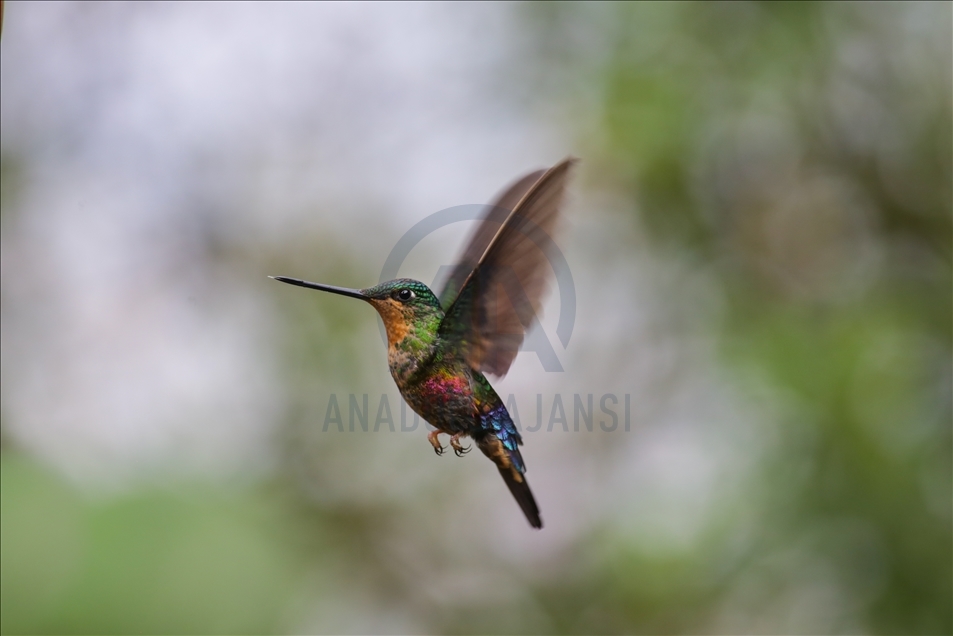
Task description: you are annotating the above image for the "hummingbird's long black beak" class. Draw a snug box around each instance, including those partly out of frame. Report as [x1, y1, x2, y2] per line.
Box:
[269, 276, 366, 300]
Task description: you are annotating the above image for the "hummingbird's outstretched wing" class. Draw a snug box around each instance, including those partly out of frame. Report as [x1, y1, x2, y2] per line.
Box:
[438, 158, 576, 377]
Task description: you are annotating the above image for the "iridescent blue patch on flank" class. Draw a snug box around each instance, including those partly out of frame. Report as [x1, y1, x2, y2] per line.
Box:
[480, 404, 525, 473]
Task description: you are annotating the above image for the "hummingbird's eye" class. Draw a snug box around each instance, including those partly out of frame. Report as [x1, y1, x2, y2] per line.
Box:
[394, 288, 415, 302]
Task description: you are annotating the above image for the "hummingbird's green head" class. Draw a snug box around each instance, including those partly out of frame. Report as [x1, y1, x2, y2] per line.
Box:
[359, 279, 443, 347]
[359, 278, 440, 306]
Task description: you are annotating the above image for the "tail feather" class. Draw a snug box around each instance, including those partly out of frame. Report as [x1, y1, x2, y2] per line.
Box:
[476, 433, 543, 529]
[498, 465, 542, 529]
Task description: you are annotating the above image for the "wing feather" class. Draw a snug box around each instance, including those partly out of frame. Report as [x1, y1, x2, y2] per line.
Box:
[437, 169, 546, 309]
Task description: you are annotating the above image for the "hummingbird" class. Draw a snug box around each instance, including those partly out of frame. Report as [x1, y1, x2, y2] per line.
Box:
[271, 158, 576, 528]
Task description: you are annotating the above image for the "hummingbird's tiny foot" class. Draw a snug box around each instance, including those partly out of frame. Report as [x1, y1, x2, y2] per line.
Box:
[428, 430, 446, 456]
[450, 433, 471, 457]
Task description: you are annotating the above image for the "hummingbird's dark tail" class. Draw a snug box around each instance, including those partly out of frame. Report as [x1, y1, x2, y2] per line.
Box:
[476, 433, 542, 529]
[497, 465, 542, 529]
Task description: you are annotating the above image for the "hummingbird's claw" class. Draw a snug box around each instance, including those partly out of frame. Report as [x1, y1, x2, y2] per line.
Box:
[428, 430, 446, 456]
[450, 433, 471, 457]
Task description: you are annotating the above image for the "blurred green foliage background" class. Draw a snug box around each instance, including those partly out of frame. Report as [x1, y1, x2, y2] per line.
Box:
[1, 2, 950, 634]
